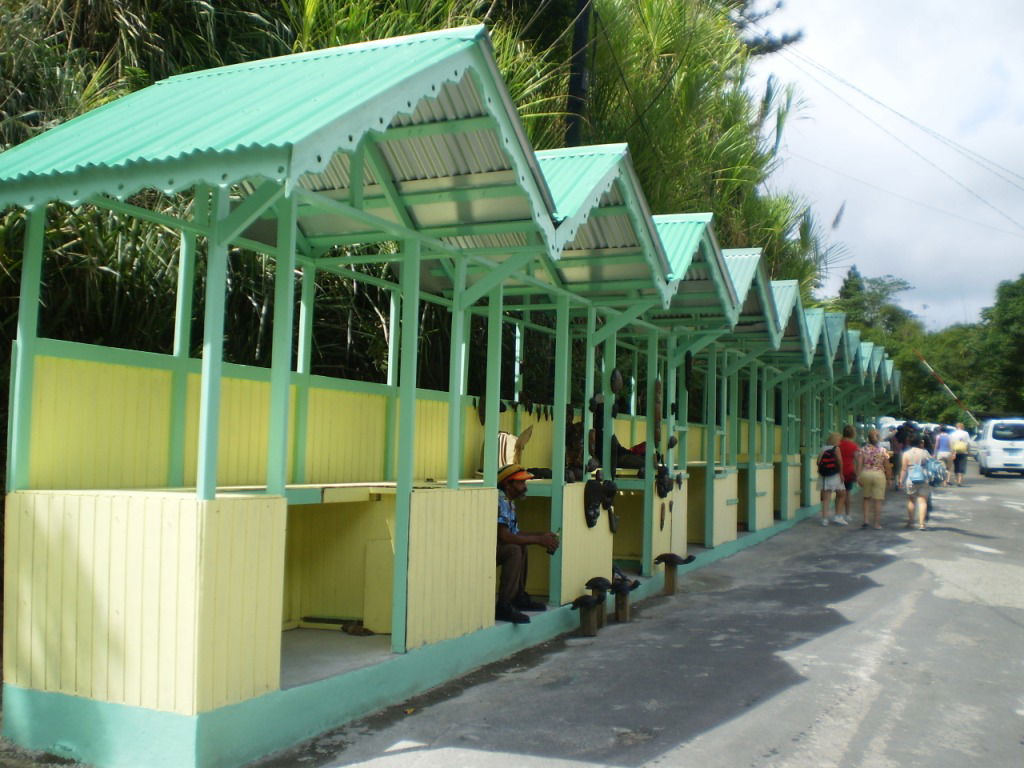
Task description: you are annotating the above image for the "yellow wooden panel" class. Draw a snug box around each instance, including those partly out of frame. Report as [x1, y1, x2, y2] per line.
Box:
[406, 488, 494, 650]
[712, 473, 738, 548]
[413, 399, 448, 481]
[774, 426, 783, 455]
[611, 491, 645, 561]
[303, 388, 387, 484]
[1, 491, 222, 714]
[788, 461, 802, 512]
[559, 482, 613, 602]
[195, 496, 286, 713]
[362, 539, 394, 634]
[688, 424, 706, 462]
[283, 500, 395, 623]
[29, 357, 172, 489]
[738, 419, 750, 461]
[687, 466, 707, 543]
[516, 496, 553, 598]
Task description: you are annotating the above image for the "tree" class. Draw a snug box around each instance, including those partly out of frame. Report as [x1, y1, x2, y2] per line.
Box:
[980, 273, 1024, 414]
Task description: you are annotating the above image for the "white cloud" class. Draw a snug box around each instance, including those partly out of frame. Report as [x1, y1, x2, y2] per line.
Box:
[751, 0, 1024, 329]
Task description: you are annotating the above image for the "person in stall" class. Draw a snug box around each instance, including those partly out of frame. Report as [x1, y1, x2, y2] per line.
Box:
[495, 463, 560, 624]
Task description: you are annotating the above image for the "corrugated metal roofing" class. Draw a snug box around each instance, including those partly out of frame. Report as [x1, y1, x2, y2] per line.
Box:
[0, 24, 558, 249]
[722, 250, 759, 306]
[653, 213, 712, 280]
[824, 312, 847, 365]
[803, 308, 825, 355]
[770, 281, 800, 329]
[859, 342, 875, 380]
[535, 145, 624, 222]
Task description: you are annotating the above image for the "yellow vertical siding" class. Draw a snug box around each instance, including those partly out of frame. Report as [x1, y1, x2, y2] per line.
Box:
[303, 391, 387, 481]
[463, 404, 484, 476]
[29, 357, 172, 489]
[612, 417, 646, 449]
[712, 473, 738, 547]
[515, 496, 554, 598]
[194, 496, 286, 712]
[688, 424, 706, 462]
[3, 491, 285, 715]
[183, 376, 295, 488]
[413, 399, 449, 481]
[787, 460, 802, 512]
[406, 488, 494, 650]
[611, 491, 644, 561]
[282, 499, 395, 625]
[559, 483, 613, 601]
[687, 466, 707, 543]
[774, 425, 783, 455]
[738, 419, 750, 461]
[303, 388, 387, 484]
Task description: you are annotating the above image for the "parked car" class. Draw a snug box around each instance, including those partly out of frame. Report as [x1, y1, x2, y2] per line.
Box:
[974, 419, 1024, 476]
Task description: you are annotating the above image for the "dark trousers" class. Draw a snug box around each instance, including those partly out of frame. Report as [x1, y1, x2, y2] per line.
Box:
[496, 539, 528, 605]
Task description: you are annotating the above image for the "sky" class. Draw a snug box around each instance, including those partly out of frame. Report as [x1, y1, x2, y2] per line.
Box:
[748, 0, 1024, 330]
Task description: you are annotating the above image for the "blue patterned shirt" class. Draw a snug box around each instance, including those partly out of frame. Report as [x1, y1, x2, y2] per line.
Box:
[497, 489, 518, 535]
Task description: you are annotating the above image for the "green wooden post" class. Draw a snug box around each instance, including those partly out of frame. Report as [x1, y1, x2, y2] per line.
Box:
[665, 335, 678, 470]
[513, 318, 524, 436]
[196, 187, 230, 501]
[266, 194, 297, 496]
[392, 239, 421, 654]
[630, 349, 639, 447]
[778, 376, 790, 519]
[728, 358, 739, 466]
[482, 285, 503, 481]
[446, 258, 467, 488]
[292, 263, 316, 484]
[8, 205, 46, 492]
[384, 290, 400, 481]
[642, 332, 657, 575]
[167, 189, 205, 487]
[703, 344, 717, 547]
[583, 307, 596, 468]
[549, 293, 570, 602]
[601, 332, 616, 475]
[746, 361, 758, 530]
[679, 342, 689, 470]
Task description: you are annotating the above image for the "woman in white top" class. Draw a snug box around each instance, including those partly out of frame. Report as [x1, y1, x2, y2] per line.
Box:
[899, 434, 931, 530]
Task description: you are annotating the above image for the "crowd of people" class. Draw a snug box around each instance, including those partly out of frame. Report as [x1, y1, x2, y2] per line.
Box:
[815, 420, 972, 532]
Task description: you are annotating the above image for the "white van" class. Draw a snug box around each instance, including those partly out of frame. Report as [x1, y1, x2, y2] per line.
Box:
[975, 419, 1024, 476]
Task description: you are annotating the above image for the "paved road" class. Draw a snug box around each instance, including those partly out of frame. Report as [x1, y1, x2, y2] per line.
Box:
[256, 473, 1024, 768]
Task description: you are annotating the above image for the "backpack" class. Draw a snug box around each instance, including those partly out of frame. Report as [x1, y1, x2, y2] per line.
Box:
[924, 456, 947, 486]
[907, 461, 926, 485]
[817, 447, 840, 477]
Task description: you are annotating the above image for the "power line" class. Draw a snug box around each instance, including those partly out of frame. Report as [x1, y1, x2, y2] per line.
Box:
[782, 151, 1024, 240]
[781, 44, 1024, 190]
[775, 49, 1024, 233]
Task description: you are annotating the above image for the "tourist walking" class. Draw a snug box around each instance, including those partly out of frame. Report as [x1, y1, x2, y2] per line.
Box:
[855, 428, 890, 529]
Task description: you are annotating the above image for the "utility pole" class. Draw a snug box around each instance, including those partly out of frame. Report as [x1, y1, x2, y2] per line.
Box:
[565, 0, 592, 147]
[915, 350, 978, 425]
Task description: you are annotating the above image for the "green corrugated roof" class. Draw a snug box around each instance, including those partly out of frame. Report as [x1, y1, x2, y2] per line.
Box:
[722, 249, 760, 306]
[0, 25, 557, 227]
[653, 213, 712, 281]
[535, 145, 625, 222]
[770, 280, 799, 328]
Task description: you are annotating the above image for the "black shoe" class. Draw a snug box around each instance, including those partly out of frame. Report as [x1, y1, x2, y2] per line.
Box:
[495, 603, 530, 624]
[514, 594, 547, 612]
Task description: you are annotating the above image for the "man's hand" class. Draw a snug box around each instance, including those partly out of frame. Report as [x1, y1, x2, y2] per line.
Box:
[538, 531, 559, 554]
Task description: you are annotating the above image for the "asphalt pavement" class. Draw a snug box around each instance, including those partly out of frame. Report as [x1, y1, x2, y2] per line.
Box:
[254, 471, 1024, 768]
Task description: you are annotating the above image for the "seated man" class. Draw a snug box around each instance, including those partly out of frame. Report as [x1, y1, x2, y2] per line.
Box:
[496, 463, 560, 624]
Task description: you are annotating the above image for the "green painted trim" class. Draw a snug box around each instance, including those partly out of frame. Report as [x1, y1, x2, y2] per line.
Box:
[196, 188, 230, 500]
[601, 334, 616, 476]
[746, 362, 758, 531]
[2, 684, 198, 768]
[549, 294, 570, 602]
[583, 307, 596, 469]
[642, 332, 657, 576]
[8, 205, 45, 491]
[169, 191, 203, 487]
[703, 344, 717, 547]
[384, 292, 399, 480]
[266, 196, 297, 495]
[482, 287, 503, 482]
[446, 259, 467, 488]
[392, 239, 421, 654]
[292, 266, 317, 483]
